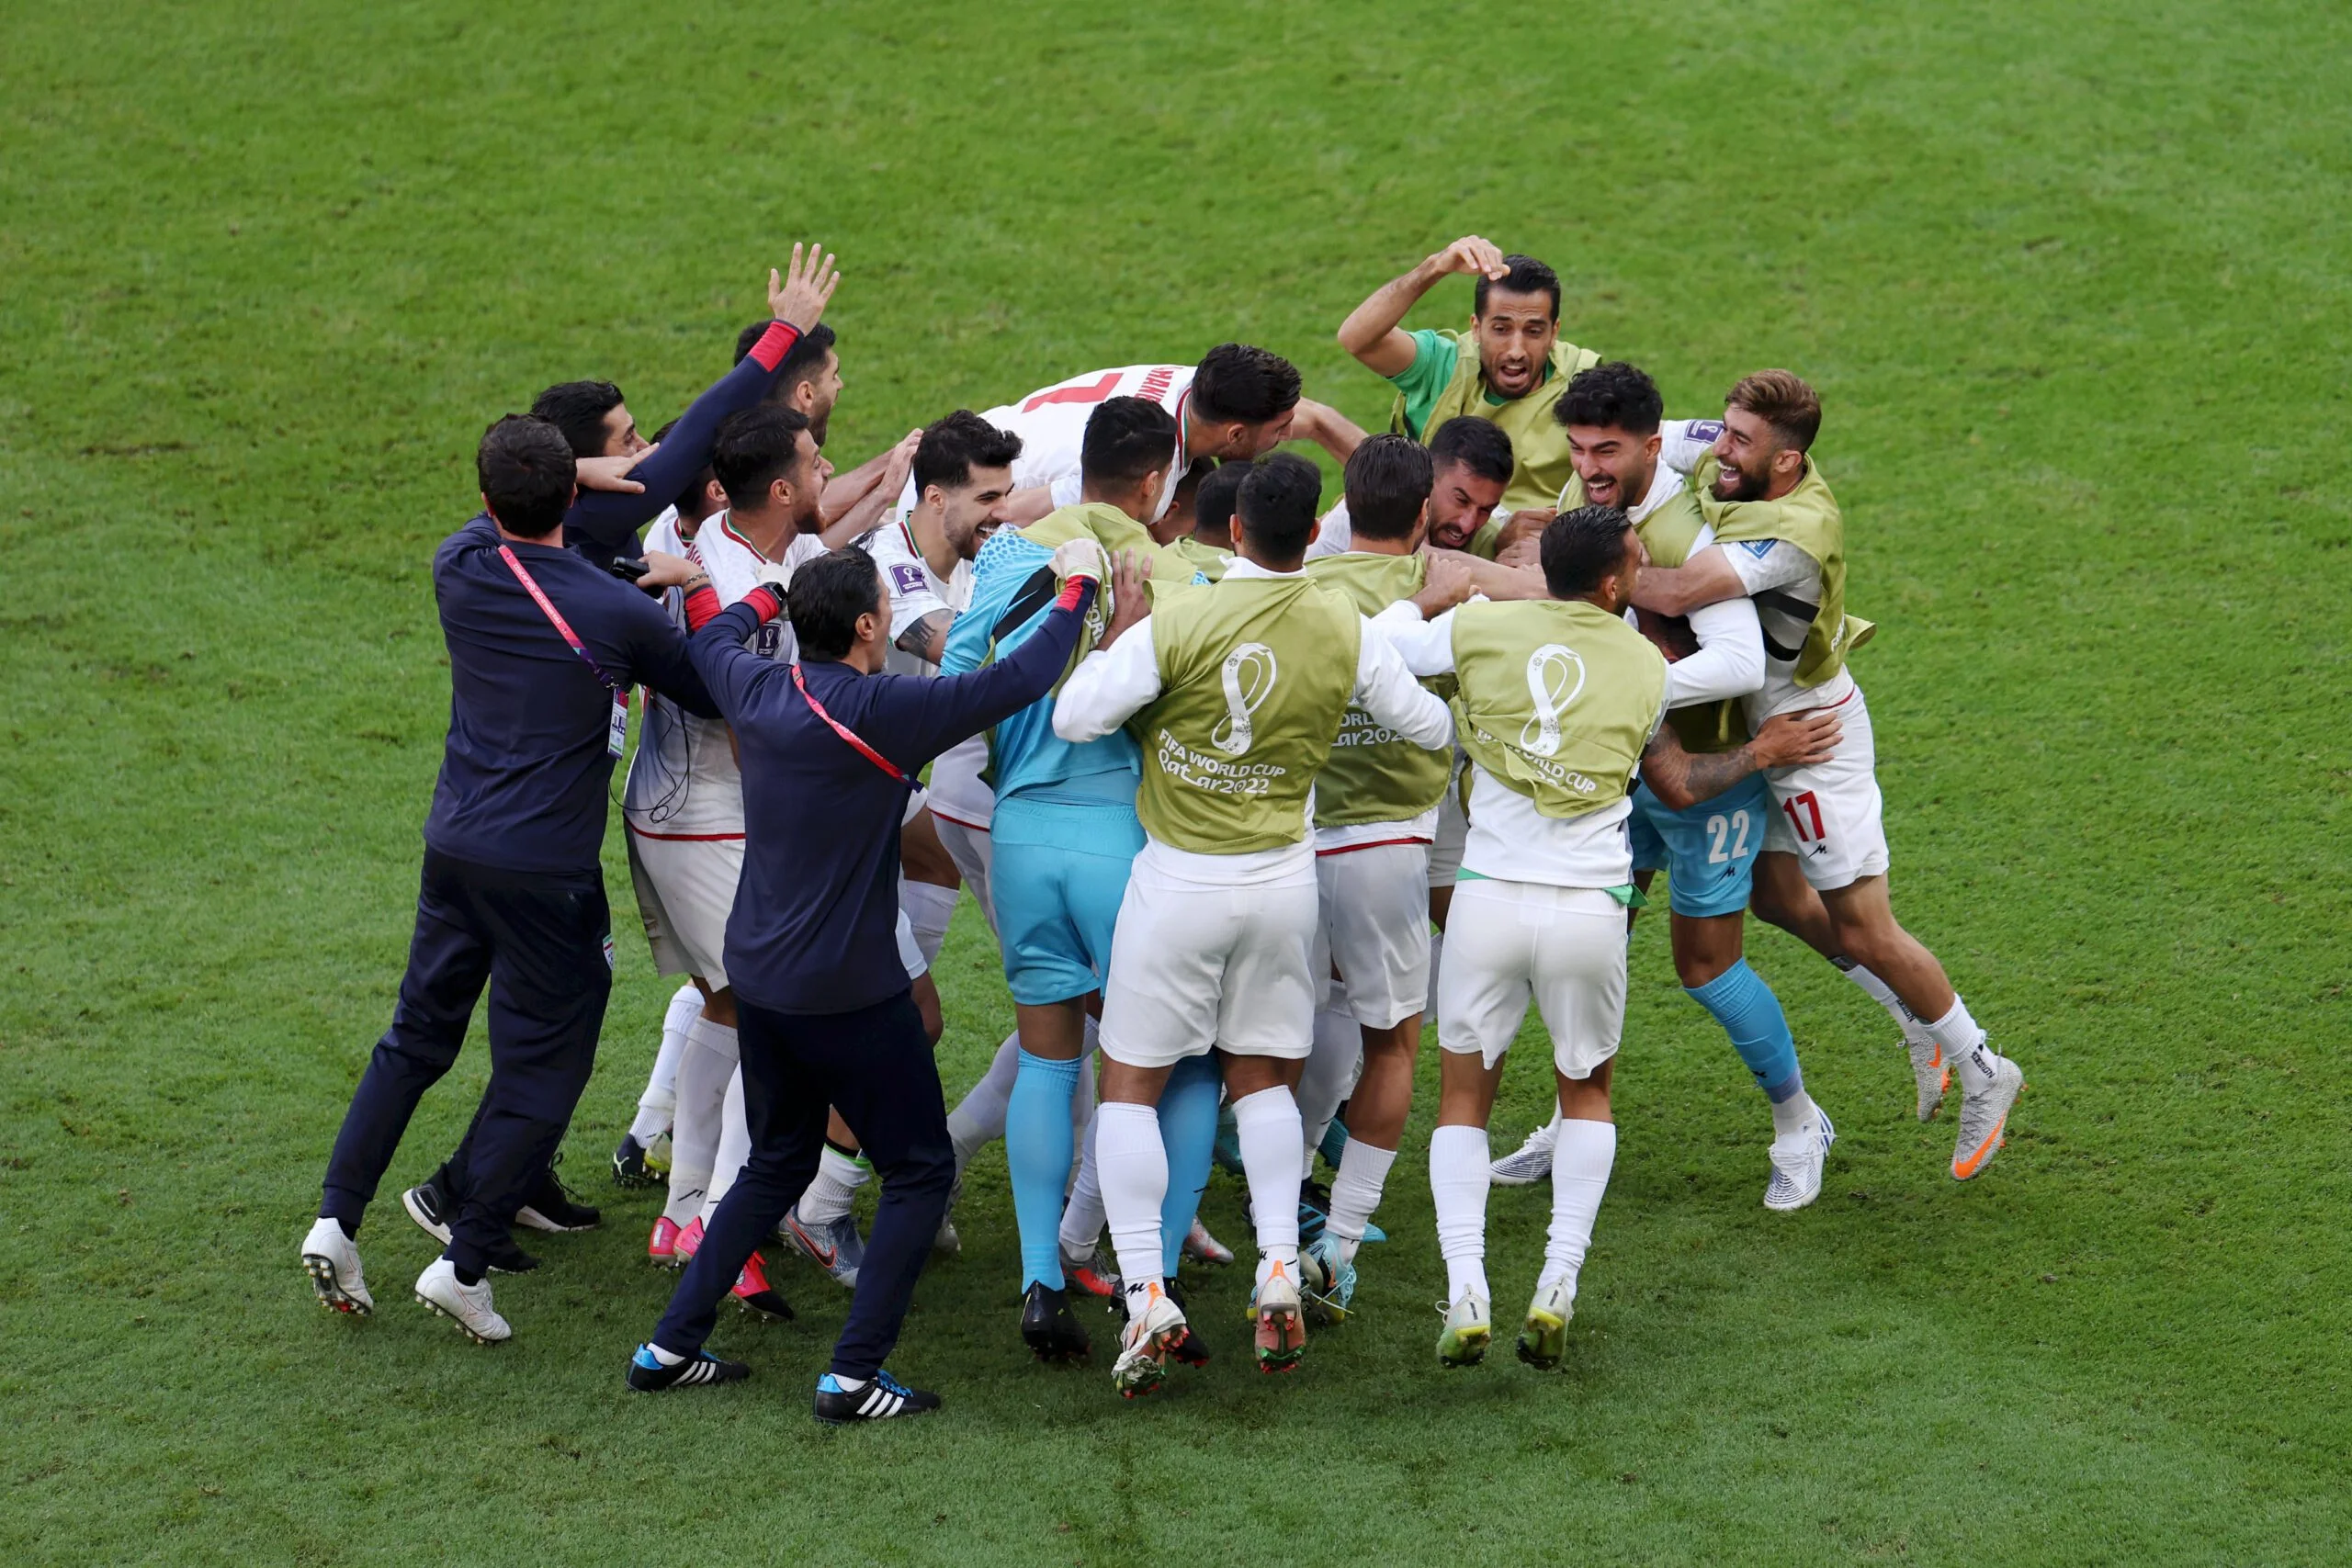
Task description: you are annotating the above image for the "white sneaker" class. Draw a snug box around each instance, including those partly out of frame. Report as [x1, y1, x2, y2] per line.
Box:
[1434, 1287, 1491, 1367]
[1249, 1258, 1306, 1373]
[1764, 1110, 1837, 1212]
[300, 1218, 373, 1314]
[1515, 1277, 1574, 1369]
[1908, 1037, 1950, 1122]
[414, 1258, 512, 1344]
[1111, 1280, 1188, 1399]
[1488, 1120, 1556, 1186]
[1951, 1053, 2023, 1180]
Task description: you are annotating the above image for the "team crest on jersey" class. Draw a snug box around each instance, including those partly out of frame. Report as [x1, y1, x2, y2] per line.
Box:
[890, 563, 928, 597]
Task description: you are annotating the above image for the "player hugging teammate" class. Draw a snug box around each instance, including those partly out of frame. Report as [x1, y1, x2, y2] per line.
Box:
[300, 233, 2023, 1418]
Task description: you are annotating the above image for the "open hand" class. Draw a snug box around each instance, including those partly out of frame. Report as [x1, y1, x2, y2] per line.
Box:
[1750, 708, 1842, 769]
[1430, 234, 1510, 280]
[575, 447, 658, 494]
[768, 242, 842, 333]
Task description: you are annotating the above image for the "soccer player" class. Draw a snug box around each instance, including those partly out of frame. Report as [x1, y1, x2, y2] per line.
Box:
[624, 539, 1110, 1420]
[1336, 235, 1601, 514]
[1309, 414, 1515, 561]
[624, 402, 853, 1314]
[1290, 435, 1473, 1313]
[903, 344, 1324, 529]
[1380, 506, 1839, 1368]
[1161, 460, 1245, 582]
[298, 414, 735, 1340]
[1554, 361, 1837, 1207]
[1054, 453, 1463, 1394]
[937, 397, 1215, 1362]
[727, 317, 923, 548]
[1627, 371, 2026, 1179]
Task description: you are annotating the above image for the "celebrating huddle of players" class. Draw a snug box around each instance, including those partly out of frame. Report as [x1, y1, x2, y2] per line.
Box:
[302, 232, 2025, 1413]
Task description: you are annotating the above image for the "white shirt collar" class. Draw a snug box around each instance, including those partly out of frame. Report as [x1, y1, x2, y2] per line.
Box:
[1222, 556, 1300, 581]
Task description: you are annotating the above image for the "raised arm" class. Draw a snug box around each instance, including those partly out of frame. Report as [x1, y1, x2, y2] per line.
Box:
[567, 245, 840, 555]
[1639, 707, 1841, 811]
[880, 573, 1102, 764]
[1284, 398, 1370, 463]
[1337, 235, 1510, 377]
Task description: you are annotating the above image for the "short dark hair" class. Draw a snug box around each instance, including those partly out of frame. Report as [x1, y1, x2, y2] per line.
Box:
[1236, 453, 1322, 561]
[1427, 415, 1514, 485]
[786, 548, 884, 661]
[711, 405, 814, 510]
[1343, 434, 1434, 541]
[1541, 505, 1635, 599]
[1555, 361, 1663, 436]
[735, 320, 839, 404]
[912, 410, 1023, 497]
[1474, 254, 1561, 321]
[527, 380, 626, 459]
[1726, 369, 1822, 453]
[1193, 462, 1249, 542]
[477, 415, 577, 538]
[1080, 397, 1179, 491]
[1190, 344, 1303, 426]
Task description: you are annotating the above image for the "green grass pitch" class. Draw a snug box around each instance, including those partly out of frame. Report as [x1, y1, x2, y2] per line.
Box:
[3, 0, 2348, 1562]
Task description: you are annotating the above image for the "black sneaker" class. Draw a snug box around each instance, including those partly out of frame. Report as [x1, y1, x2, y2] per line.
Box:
[402, 1180, 452, 1245]
[482, 1235, 542, 1275]
[611, 1132, 661, 1189]
[1163, 1277, 1211, 1367]
[515, 1158, 600, 1233]
[1297, 1178, 1333, 1250]
[627, 1344, 751, 1393]
[1020, 1281, 1090, 1361]
[813, 1369, 941, 1424]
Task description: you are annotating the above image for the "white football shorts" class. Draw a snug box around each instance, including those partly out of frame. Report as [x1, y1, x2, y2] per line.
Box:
[1761, 684, 1890, 892]
[1315, 839, 1433, 1030]
[1099, 857, 1320, 1069]
[1436, 878, 1627, 1079]
[626, 829, 743, 992]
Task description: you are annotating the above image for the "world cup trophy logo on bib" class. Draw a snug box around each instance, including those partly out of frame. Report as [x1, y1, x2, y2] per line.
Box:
[1212, 642, 1279, 755]
[1519, 643, 1586, 758]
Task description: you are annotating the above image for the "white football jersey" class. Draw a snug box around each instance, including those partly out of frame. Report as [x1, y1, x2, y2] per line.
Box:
[894, 363, 1197, 525]
[859, 515, 995, 829]
[622, 511, 824, 838]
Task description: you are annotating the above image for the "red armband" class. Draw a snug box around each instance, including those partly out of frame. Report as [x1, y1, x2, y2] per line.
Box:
[684, 583, 724, 631]
[745, 321, 800, 373]
[1054, 576, 1095, 613]
[741, 583, 786, 624]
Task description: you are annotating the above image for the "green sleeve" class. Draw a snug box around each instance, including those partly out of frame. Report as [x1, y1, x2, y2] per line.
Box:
[1385, 329, 1459, 441]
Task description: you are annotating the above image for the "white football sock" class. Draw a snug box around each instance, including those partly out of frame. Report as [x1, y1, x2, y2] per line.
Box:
[946, 1030, 1023, 1172]
[1059, 1105, 1106, 1256]
[646, 1343, 685, 1367]
[797, 1145, 868, 1227]
[899, 879, 958, 967]
[1095, 1101, 1169, 1290]
[662, 1015, 738, 1227]
[1769, 1089, 1819, 1142]
[1836, 958, 1934, 1046]
[1429, 1123, 1491, 1302]
[698, 1067, 751, 1225]
[630, 983, 702, 1141]
[1538, 1118, 1617, 1298]
[1296, 1005, 1360, 1161]
[1323, 1138, 1397, 1259]
[1926, 996, 1996, 1090]
[1231, 1086, 1305, 1267]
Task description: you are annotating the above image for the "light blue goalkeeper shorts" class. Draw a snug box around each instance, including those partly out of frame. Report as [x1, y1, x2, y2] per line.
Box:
[1628, 772, 1771, 919]
[989, 784, 1145, 1007]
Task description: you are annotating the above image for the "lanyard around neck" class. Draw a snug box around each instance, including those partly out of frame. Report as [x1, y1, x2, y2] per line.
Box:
[791, 663, 916, 788]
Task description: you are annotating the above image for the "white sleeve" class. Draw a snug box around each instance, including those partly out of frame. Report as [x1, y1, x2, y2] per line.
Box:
[1048, 469, 1083, 509]
[1051, 620, 1163, 741]
[1380, 606, 1458, 678]
[1353, 618, 1455, 750]
[1666, 595, 1765, 707]
[1306, 500, 1352, 560]
[867, 531, 950, 627]
[1720, 538, 1821, 597]
[1657, 418, 1723, 475]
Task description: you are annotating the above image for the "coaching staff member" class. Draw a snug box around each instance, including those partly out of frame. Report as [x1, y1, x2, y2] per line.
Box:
[298, 413, 721, 1343]
[625, 536, 1110, 1422]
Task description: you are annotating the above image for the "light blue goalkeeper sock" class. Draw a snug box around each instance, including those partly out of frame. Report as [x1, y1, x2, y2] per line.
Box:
[1156, 1054, 1223, 1278]
[1686, 959, 1804, 1104]
[1007, 1050, 1082, 1290]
